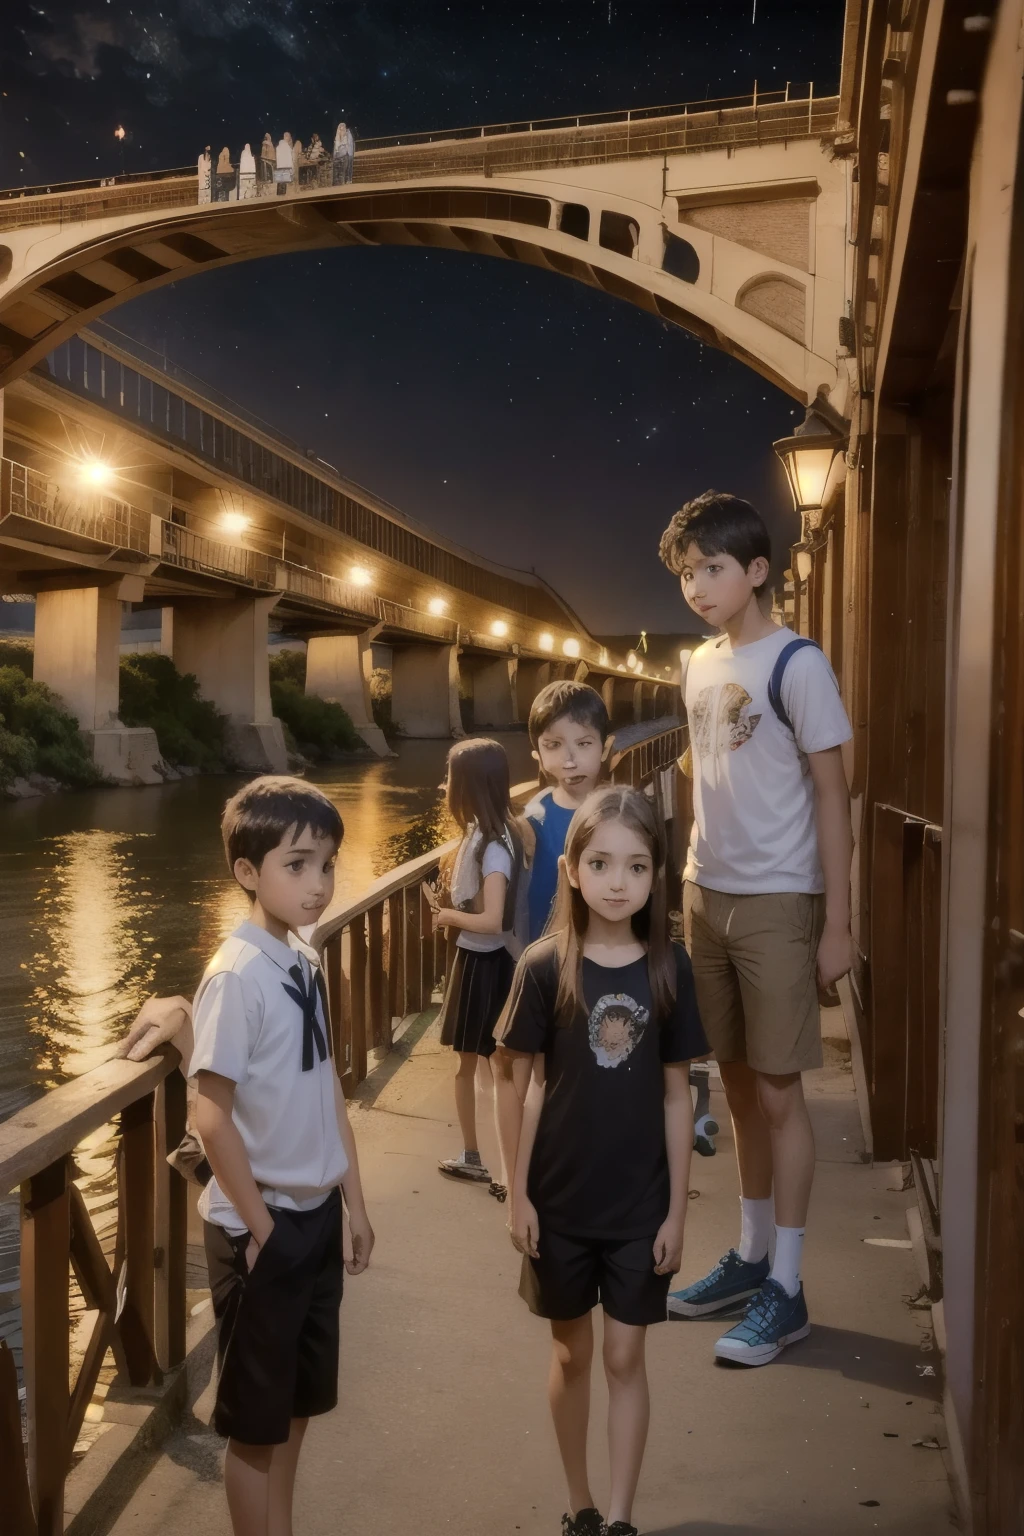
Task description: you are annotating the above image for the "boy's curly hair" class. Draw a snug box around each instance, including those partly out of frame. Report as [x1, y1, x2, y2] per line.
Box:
[658, 490, 772, 596]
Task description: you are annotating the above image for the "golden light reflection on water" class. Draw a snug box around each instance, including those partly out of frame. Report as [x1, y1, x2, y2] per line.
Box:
[26, 831, 158, 1081]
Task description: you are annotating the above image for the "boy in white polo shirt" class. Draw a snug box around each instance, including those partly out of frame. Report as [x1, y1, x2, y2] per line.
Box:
[658, 491, 853, 1366]
[190, 776, 373, 1535]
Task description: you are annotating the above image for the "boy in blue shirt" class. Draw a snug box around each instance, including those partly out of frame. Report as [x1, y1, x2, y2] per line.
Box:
[524, 680, 613, 942]
[660, 491, 854, 1365]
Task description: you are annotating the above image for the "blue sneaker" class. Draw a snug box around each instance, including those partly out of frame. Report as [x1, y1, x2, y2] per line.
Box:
[714, 1279, 810, 1365]
[667, 1249, 770, 1319]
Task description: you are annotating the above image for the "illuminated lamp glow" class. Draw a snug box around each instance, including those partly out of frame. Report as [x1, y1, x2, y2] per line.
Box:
[773, 401, 847, 516]
[795, 549, 814, 583]
[350, 566, 372, 587]
[491, 620, 510, 638]
[221, 511, 249, 535]
[626, 651, 637, 670]
[562, 638, 581, 659]
[81, 460, 113, 488]
[538, 632, 554, 652]
[427, 597, 448, 616]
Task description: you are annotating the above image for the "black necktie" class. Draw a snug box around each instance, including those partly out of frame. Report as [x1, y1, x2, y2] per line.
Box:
[283, 961, 328, 1072]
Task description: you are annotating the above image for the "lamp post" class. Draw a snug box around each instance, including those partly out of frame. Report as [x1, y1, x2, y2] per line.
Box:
[772, 395, 847, 530]
[114, 125, 126, 178]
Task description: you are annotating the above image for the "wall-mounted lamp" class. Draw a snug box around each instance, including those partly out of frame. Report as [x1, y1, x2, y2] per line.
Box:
[221, 511, 250, 536]
[538, 632, 554, 653]
[350, 565, 372, 587]
[80, 460, 113, 488]
[794, 548, 814, 584]
[562, 638, 581, 659]
[427, 597, 448, 616]
[773, 395, 848, 517]
[491, 620, 509, 638]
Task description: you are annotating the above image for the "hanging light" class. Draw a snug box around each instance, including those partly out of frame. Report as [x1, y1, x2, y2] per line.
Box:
[795, 548, 814, 583]
[773, 396, 847, 517]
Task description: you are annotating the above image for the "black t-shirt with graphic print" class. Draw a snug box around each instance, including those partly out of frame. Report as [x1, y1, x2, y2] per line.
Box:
[499, 938, 708, 1240]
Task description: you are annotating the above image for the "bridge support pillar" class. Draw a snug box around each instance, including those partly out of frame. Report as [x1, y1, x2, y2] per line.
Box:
[33, 577, 168, 785]
[469, 656, 518, 729]
[516, 659, 553, 721]
[391, 643, 463, 739]
[305, 628, 392, 757]
[172, 596, 287, 772]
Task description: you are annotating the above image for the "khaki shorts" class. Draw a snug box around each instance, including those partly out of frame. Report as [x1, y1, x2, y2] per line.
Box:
[683, 883, 825, 1076]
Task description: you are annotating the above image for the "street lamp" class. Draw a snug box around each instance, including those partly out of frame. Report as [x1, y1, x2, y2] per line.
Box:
[772, 396, 847, 520]
[114, 124, 126, 176]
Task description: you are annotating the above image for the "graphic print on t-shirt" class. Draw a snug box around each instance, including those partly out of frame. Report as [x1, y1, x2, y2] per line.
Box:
[690, 683, 762, 788]
[588, 992, 650, 1068]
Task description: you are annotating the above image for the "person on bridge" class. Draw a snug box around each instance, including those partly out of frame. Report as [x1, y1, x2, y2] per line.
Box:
[496, 784, 706, 1536]
[275, 132, 294, 195]
[332, 120, 355, 184]
[189, 776, 374, 1536]
[238, 142, 257, 199]
[658, 491, 854, 1365]
[431, 737, 530, 1199]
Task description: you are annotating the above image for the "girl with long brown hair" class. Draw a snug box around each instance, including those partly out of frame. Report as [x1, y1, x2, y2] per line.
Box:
[433, 737, 528, 1196]
[496, 786, 707, 1536]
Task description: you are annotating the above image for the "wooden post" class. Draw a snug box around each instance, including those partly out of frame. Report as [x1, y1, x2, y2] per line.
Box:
[324, 932, 346, 1077]
[21, 1155, 71, 1536]
[405, 887, 423, 1012]
[419, 886, 434, 1005]
[349, 914, 368, 1087]
[119, 1093, 157, 1386]
[154, 1070, 187, 1370]
[388, 891, 404, 1022]
[0, 1339, 35, 1536]
[368, 902, 388, 1052]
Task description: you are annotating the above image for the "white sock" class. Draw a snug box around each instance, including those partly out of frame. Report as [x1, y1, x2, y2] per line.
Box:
[769, 1226, 805, 1297]
[737, 1197, 772, 1263]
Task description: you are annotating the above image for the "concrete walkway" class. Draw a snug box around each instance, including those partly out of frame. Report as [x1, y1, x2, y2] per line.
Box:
[107, 1016, 956, 1536]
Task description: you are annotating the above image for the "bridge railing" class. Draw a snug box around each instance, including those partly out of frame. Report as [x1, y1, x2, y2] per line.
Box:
[0, 458, 151, 556]
[0, 1051, 187, 1536]
[0, 87, 839, 231]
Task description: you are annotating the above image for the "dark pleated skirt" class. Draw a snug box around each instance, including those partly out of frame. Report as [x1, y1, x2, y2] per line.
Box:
[437, 945, 516, 1058]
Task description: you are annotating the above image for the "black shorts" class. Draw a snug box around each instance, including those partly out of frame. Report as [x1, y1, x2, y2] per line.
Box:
[204, 1188, 343, 1444]
[519, 1228, 671, 1327]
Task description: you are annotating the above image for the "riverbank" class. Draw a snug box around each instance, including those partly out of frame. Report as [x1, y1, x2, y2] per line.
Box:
[0, 640, 381, 799]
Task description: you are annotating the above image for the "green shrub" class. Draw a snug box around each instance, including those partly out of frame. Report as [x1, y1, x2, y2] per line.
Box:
[369, 667, 397, 742]
[269, 649, 307, 689]
[0, 666, 103, 788]
[0, 639, 32, 677]
[270, 679, 363, 757]
[119, 653, 227, 770]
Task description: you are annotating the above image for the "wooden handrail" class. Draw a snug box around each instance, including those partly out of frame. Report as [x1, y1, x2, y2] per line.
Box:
[0, 1046, 180, 1196]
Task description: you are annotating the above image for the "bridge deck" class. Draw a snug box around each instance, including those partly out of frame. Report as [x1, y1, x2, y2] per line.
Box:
[100, 1013, 954, 1536]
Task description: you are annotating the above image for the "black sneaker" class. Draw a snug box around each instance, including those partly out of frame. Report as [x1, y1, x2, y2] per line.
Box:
[561, 1511, 604, 1536]
[605, 1525, 639, 1536]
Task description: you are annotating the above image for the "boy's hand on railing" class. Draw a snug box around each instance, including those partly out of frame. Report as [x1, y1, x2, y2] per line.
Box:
[345, 1208, 375, 1275]
[119, 994, 192, 1061]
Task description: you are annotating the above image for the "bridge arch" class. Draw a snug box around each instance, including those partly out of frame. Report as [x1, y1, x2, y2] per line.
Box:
[0, 96, 847, 403]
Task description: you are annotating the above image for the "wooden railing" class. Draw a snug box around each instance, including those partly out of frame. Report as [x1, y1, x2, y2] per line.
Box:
[0, 1049, 186, 1536]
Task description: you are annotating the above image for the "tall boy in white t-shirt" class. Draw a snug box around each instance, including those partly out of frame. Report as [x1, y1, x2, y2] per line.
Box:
[659, 491, 853, 1365]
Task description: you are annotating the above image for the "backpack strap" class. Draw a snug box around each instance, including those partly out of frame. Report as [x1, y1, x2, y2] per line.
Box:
[767, 637, 820, 735]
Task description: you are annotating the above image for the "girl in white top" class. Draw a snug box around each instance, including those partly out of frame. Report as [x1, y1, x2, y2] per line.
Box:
[433, 737, 528, 1197]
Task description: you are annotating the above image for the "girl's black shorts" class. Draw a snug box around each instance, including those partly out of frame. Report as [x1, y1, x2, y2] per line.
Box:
[519, 1227, 671, 1327]
[204, 1188, 343, 1444]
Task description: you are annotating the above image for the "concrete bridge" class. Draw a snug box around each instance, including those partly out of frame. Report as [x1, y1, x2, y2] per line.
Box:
[0, 89, 848, 407]
[0, 326, 677, 781]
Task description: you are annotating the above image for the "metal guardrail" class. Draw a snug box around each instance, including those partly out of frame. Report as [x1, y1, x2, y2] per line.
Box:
[0, 458, 150, 555]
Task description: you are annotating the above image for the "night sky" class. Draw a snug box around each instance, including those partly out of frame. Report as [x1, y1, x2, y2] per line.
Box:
[3, 1, 843, 635]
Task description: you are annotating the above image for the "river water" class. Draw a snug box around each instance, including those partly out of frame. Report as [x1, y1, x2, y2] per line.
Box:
[0, 733, 535, 1362]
